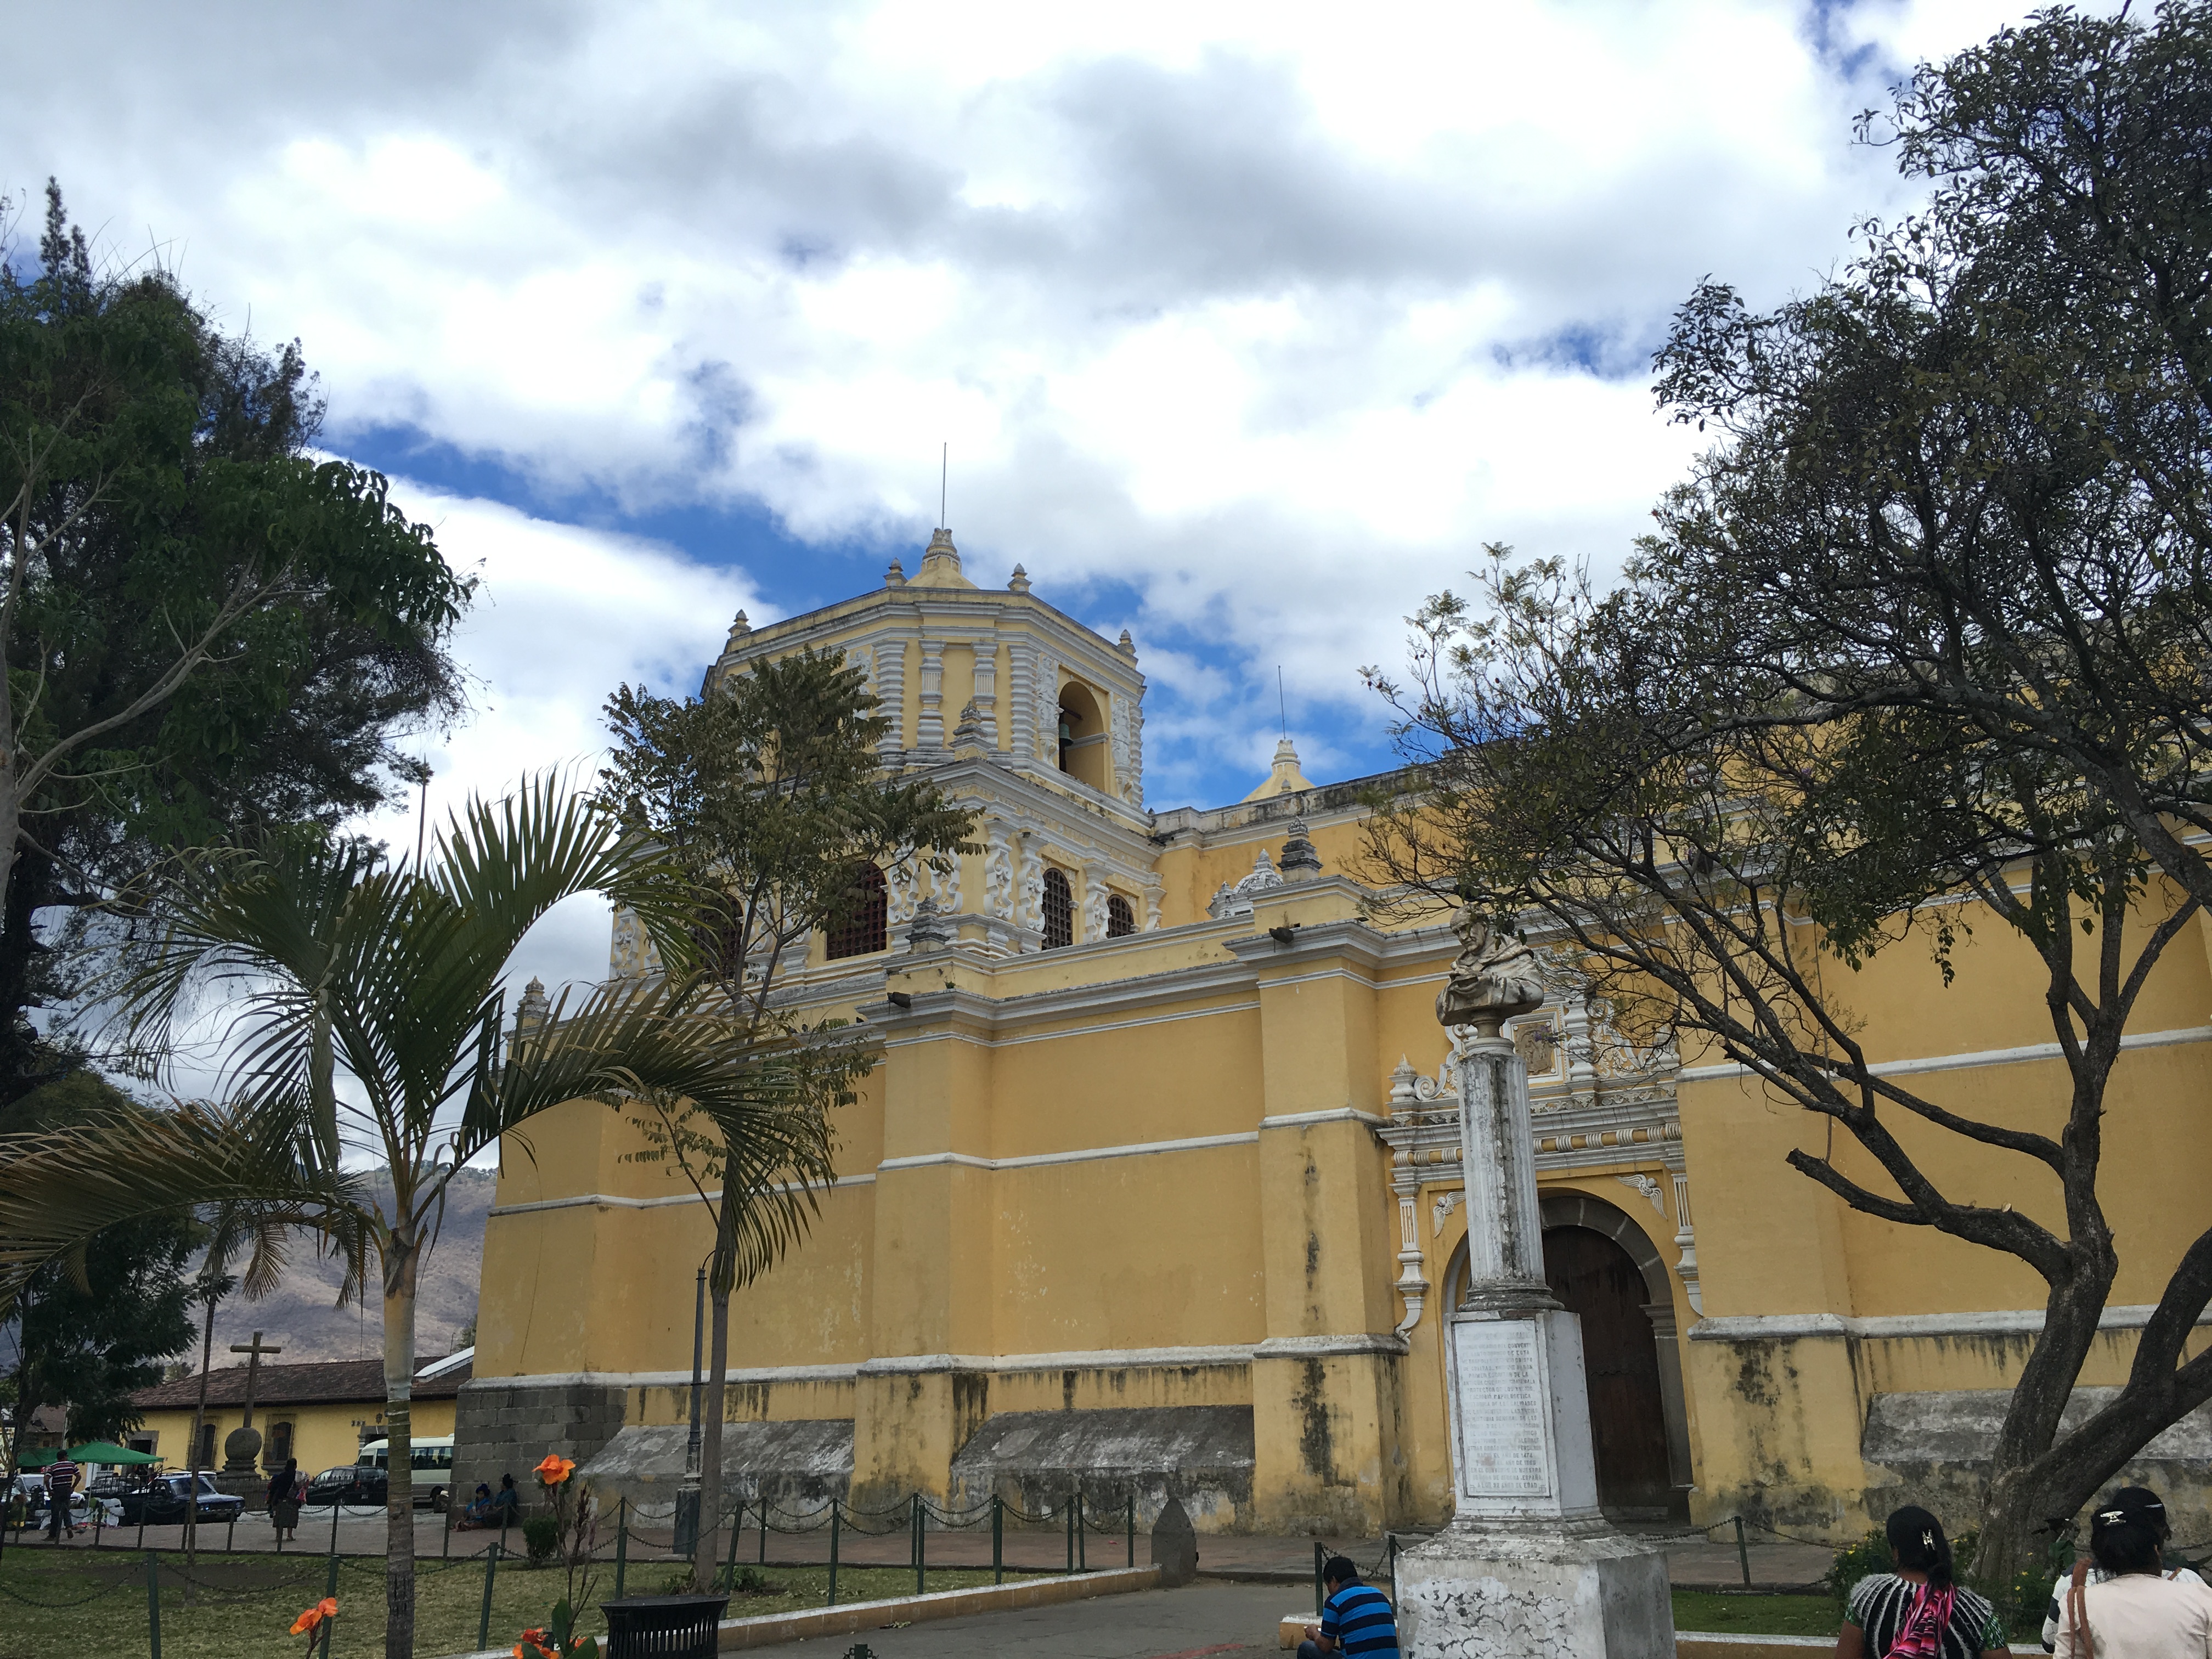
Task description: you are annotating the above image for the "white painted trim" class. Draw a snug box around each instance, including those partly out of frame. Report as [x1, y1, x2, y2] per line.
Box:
[880, 996, 1261, 1051]
[858, 1344, 1256, 1375]
[488, 1173, 876, 1218]
[1252, 1333, 1410, 1359]
[1677, 1024, 2212, 1085]
[1259, 1108, 1392, 1130]
[876, 1130, 1260, 1174]
[1689, 1304, 2212, 1344]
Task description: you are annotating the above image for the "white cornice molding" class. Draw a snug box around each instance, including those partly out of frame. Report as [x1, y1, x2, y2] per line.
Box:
[488, 1173, 878, 1219]
[1677, 1023, 2212, 1085]
[1259, 1108, 1392, 1131]
[1689, 1304, 2212, 1344]
[1252, 1333, 1410, 1359]
[876, 1130, 1260, 1173]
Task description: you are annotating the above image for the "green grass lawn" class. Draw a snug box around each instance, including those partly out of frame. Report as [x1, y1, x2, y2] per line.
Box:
[1671, 1589, 1839, 1637]
[0, 1548, 1000, 1658]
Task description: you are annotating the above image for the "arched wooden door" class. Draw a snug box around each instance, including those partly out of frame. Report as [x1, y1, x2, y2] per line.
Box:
[1542, 1225, 1674, 1518]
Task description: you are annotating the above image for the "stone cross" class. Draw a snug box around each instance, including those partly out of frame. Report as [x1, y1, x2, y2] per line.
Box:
[227, 1331, 282, 1429]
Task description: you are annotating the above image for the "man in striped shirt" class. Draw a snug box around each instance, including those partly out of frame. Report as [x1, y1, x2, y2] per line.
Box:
[42, 1455, 80, 1542]
[1301, 1556, 1401, 1659]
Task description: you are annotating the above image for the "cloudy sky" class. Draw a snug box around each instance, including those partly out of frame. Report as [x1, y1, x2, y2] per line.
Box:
[9, 0, 2064, 992]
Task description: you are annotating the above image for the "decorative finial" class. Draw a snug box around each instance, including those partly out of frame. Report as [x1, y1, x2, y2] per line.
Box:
[1388, 1056, 1420, 1108]
[952, 699, 988, 746]
[1279, 817, 1322, 879]
[515, 975, 551, 1040]
[1117, 629, 1136, 657]
[885, 558, 906, 588]
[906, 895, 955, 951]
[725, 609, 751, 644]
[1007, 564, 1030, 595]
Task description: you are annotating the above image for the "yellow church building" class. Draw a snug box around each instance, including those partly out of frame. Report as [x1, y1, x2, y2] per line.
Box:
[458, 533, 2212, 1541]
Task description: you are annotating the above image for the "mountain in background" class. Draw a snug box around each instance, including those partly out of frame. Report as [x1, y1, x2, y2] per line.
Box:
[184, 1167, 496, 1367]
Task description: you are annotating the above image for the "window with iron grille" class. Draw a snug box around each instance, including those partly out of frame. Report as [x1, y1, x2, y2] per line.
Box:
[825, 865, 889, 960]
[1106, 894, 1136, 938]
[1042, 868, 1074, 949]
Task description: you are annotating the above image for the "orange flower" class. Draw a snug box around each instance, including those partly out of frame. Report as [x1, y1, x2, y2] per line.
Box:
[533, 1454, 574, 1486]
[289, 1598, 338, 1635]
[515, 1629, 558, 1659]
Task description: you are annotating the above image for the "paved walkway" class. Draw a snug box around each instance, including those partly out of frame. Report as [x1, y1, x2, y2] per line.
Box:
[777, 1580, 1291, 1659]
[10, 1512, 1832, 1592]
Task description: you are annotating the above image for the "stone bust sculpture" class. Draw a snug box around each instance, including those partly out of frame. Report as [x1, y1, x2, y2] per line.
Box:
[1434, 906, 1546, 1032]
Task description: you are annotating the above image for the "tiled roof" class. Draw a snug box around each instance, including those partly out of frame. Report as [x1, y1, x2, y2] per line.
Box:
[128, 1356, 471, 1411]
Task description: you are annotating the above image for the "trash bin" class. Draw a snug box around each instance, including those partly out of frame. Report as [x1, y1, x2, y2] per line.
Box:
[599, 1594, 730, 1658]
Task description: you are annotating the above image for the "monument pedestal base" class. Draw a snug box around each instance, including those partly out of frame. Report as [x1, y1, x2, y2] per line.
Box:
[215, 1470, 268, 1511]
[1396, 1519, 1674, 1659]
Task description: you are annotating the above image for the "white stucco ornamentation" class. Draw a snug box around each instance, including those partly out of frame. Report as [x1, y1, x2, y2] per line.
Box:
[1017, 839, 1045, 932]
[886, 857, 919, 925]
[609, 909, 662, 980]
[1034, 653, 1060, 765]
[929, 849, 961, 913]
[1081, 872, 1110, 943]
[1110, 693, 1143, 805]
[984, 830, 1015, 921]
[1615, 1174, 1667, 1217]
[1433, 1188, 1465, 1238]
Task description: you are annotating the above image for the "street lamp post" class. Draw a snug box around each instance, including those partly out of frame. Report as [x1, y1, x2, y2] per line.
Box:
[674, 1263, 706, 1557]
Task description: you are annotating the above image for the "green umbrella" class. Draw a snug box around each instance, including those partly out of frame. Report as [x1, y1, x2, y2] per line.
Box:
[65, 1441, 162, 1465]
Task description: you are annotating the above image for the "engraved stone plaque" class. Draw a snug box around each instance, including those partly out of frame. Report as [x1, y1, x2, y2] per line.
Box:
[1449, 1317, 1551, 1498]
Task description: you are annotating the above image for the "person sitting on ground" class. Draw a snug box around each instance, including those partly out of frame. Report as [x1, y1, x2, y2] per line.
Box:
[1299, 1555, 1399, 1659]
[487, 1473, 520, 1526]
[2043, 1487, 2209, 1653]
[1837, 1505, 2007, 1659]
[455, 1482, 494, 1528]
[2052, 1493, 2212, 1659]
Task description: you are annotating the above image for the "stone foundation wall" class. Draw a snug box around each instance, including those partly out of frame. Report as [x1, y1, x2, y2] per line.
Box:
[452, 1379, 627, 1513]
[949, 1404, 1256, 1532]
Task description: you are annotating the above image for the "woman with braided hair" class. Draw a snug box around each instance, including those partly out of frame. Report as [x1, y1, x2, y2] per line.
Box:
[2050, 1491, 2212, 1658]
[1837, 1506, 2007, 1659]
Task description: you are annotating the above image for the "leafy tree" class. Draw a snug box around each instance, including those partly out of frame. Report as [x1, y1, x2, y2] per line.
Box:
[0, 181, 468, 1104]
[1366, 3, 2212, 1589]
[8, 1212, 194, 1446]
[0, 775, 820, 1659]
[596, 648, 975, 1587]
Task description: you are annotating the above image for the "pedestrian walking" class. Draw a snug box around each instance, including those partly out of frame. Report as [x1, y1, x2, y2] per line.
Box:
[268, 1458, 303, 1543]
[1836, 1505, 2007, 1658]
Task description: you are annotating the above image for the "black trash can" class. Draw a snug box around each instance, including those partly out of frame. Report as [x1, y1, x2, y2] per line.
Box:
[599, 1594, 731, 1658]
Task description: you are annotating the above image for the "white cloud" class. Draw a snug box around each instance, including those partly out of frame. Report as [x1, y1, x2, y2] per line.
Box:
[354, 483, 766, 997]
[3, 0, 2109, 780]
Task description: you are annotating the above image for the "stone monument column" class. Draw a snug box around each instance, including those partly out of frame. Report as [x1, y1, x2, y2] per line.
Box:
[1396, 910, 1674, 1659]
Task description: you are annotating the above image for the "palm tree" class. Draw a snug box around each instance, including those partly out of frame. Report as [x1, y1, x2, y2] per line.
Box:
[0, 774, 836, 1658]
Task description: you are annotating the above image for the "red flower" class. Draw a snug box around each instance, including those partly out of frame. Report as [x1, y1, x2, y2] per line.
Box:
[290, 1596, 338, 1635]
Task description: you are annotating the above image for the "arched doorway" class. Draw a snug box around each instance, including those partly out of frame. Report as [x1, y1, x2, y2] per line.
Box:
[1543, 1226, 1675, 1519]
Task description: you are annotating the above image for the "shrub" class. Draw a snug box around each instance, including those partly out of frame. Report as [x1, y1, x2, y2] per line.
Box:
[522, 1514, 561, 1567]
[1825, 1530, 1891, 1610]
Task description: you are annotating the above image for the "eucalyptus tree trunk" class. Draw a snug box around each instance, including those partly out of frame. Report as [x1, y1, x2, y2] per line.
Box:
[691, 1203, 737, 1590]
[382, 1229, 420, 1659]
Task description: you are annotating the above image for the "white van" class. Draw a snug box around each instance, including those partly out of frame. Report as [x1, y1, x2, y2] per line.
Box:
[357, 1437, 454, 1510]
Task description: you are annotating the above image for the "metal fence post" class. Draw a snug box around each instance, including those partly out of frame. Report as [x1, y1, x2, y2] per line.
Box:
[478, 1542, 499, 1651]
[443, 1492, 454, 1560]
[1734, 1516, 1751, 1587]
[225, 1512, 234, 1552]
[827, 1502, 840, 1609]
[758, 1494, 768, 1566]
[1065, 1494, 1074, 1573]
[329, 1494, 341, 1556]
[1127, 1490, 1135, 1568]
[912, 1493, 924, 1597]
[614, 1498, 628, 1600]
[144, 1550, 161, 1659]
[1313, 1541, 1325, 1613]
[320, 1553, 341, 1659]
[1076, 1489, 1086, 1572]
[992, 1496, 1003, 1586]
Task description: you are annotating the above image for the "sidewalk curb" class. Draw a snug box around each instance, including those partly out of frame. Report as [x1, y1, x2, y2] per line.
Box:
[438, 1565, 1160, 1657]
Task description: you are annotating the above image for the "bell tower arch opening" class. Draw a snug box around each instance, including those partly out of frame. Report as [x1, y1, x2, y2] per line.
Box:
[1056, 681, 1109, 793]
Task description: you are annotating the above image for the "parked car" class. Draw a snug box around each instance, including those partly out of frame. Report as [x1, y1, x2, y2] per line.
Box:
[112, 1472, 245, 1526]
[304, 1462, 445, 1511]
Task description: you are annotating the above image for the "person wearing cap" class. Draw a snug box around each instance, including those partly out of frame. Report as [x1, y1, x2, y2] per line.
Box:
[2047, 1487, 2212, 1657]
[1300, 1555, 1400, 1659]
